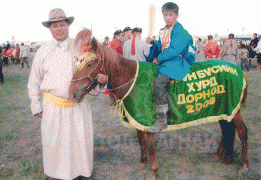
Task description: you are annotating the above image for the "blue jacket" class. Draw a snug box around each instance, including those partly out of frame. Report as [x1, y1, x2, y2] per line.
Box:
[147, 22, 195, 81]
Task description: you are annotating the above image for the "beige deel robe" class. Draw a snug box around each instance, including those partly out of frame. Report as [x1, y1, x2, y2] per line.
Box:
[27, 38, 93, 180]
[221, 39, 238, 65]
[195, 41, 206, 63]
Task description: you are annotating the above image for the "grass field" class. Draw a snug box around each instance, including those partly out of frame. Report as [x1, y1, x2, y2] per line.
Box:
[0, 56, 260, 179]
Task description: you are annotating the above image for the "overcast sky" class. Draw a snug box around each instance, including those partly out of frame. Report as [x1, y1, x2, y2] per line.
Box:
[1, 0, 261, 44]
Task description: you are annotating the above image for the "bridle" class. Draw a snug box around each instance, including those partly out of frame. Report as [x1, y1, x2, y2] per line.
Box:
[71, 49, 106, 95]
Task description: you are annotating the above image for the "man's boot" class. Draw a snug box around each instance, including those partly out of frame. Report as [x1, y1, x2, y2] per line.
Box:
[21, 63, 24, 69]
[147, 104, 168, 133]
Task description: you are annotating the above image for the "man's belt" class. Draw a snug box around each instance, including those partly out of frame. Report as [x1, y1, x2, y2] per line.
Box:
[43, 92, 86, 108]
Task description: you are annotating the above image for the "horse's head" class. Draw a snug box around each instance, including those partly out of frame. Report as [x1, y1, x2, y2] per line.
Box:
[69, 29, 102, 103]
[74, 28, 98, 54]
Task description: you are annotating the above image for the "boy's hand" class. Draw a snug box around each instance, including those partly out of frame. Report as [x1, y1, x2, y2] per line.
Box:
[152, 58, 160, 65]
[97, 74, 108, 85]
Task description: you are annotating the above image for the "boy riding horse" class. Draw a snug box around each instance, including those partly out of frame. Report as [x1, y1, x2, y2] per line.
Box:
[147, 2, 195, 132]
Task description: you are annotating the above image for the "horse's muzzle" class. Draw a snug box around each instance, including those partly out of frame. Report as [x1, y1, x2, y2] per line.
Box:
[70, 80, 98, 103]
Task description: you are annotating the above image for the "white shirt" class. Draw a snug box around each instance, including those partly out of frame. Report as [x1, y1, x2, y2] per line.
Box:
[19, 46, 28, 58]
[123, 36, 150, 62]
[27, 38, 74, 115]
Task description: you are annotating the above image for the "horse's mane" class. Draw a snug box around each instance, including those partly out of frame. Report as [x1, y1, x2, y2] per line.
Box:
[95, 44, 123, 74]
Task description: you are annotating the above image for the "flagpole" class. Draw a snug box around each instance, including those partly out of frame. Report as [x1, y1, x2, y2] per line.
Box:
[148, 4, 156, 37]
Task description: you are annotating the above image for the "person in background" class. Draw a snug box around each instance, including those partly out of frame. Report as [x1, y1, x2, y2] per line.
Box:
[0, 45, 4, 84]
[249, 33, 259, 68]
[220, 33, 238, 65]
[14, 44, 20, 63]
[122, 26, 132, 46]
[195, 38, 205, 62]
[103, 36, 110, 47]
[240, 44, 249, 71]
[253, 35, 261, 70]
[109, 30, 124, 55]
[123, 27, 150, 61]
[236, 41, 243, 67]
[205, 35, 221, 60]
[19, 43, 29, 69]
[3, 44, 10, 65]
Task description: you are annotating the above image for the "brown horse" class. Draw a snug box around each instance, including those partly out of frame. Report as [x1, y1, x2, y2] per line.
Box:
[68, 29, 249, 180]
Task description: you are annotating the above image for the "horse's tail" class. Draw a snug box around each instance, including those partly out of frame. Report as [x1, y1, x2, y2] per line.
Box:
[241, 73, 249, 105]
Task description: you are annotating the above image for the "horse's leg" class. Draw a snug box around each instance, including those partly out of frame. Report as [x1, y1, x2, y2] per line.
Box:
[232, 110, 248, 170]
[136, 129, 148, 169]
[215, 120, 236, 164]
[214, 120, 225, 161]
[146, 132, 158, 180]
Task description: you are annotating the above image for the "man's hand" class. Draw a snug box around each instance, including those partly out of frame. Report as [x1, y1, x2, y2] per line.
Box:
[36, 112, 43, 118]
[152, 58, 160, 65]
[96, 74, 108, 85]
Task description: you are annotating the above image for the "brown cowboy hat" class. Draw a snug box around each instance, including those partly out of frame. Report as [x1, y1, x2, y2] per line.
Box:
[42, 8, 74, 28]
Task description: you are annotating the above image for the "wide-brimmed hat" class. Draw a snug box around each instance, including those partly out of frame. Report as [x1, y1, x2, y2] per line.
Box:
[42, 8, 74, 28]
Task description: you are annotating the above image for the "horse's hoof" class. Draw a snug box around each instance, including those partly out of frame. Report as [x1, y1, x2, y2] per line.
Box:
[139, 161, 147, 170]
[145, 170, 157, 180]
[212, 154, 220, 162]
[240, 163, 248, 172]
[139, 157, 148, 170]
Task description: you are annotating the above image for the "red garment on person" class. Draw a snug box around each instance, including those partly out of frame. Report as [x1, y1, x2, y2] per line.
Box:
[4, 48, 15, 57]
[205, 41, 221, 59]
[109, 38, 123, 55]
[103, 42, 110, 47]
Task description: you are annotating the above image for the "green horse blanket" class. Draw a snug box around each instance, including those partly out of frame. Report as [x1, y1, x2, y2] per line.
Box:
[119, 60, 247, 132]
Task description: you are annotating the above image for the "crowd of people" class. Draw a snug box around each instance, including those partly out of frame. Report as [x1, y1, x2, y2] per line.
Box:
[0, 42, 30, 84]
[101, 28, 261, 73]
[195, 33, 261, 71]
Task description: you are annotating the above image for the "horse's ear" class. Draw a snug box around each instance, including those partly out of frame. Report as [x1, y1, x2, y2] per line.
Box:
[91, 37, 98, 52]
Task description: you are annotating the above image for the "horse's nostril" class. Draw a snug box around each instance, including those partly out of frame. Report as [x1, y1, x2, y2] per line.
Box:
[73, 92, 77, 99]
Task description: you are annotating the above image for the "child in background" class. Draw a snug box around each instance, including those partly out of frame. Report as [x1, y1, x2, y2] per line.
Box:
[240, 44, 249, 71]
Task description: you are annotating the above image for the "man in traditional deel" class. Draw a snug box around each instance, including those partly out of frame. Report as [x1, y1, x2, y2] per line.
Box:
[220, 33, 238, 65]
[123, 27, 150, 62]
[27, 8, 107, 180]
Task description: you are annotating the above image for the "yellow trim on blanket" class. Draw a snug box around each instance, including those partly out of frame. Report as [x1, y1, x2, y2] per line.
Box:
[119, 74, 247, 132]
[43, 92, 85, 108]
[110, 61, 139, 115]
[122, 61, 139, 100]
